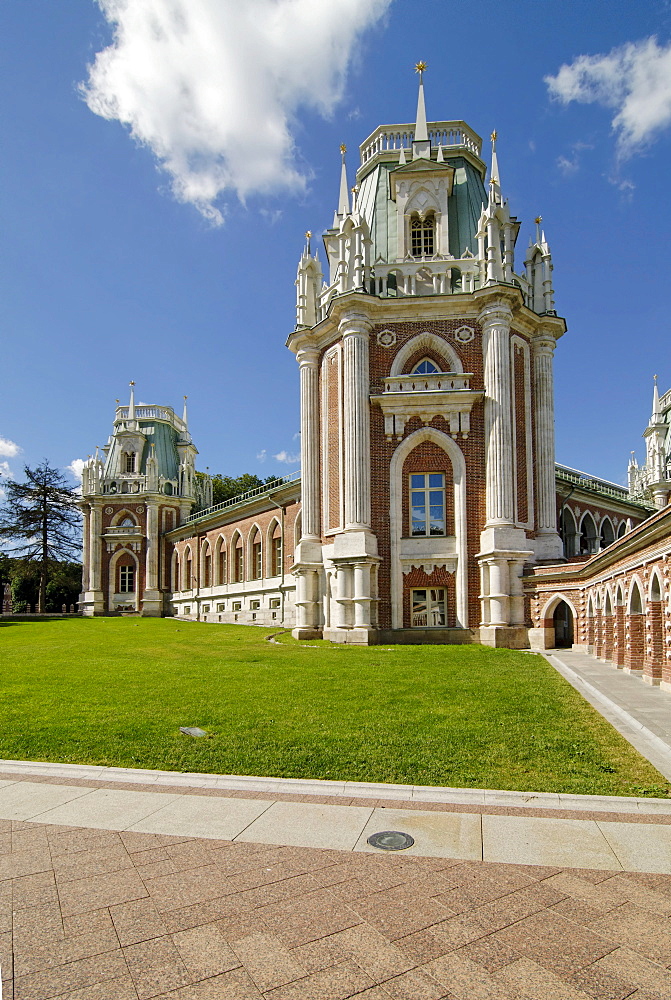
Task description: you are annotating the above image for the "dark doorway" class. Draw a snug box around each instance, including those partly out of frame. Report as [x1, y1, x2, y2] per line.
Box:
[553, 601, 574, 648]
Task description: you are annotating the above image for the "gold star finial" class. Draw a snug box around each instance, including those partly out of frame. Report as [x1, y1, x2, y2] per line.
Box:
[535, 216, 542, 225]
[415, 61, 427, 74]
[340, 143, 347, 155]
[129, 380, 135, 387]
[304, 230, 312, 240]
[490, 129, 497, 143]
[654, 374, 658, 383]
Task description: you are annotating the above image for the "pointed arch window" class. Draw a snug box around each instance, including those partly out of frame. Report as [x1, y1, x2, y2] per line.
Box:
[124, 453, 136, 473]
[410, 213, 435, 257]
[411, 358, 440, 375]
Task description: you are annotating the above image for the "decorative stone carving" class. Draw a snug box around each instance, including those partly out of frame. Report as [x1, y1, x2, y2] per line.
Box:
[377, 329, 396, 348]
[454, 325, 475, 344]
[104, 507, 114, 515]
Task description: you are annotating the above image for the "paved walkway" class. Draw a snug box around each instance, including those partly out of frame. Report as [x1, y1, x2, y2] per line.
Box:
[544, 649, 671, 782]
[1, 648, 671, 998]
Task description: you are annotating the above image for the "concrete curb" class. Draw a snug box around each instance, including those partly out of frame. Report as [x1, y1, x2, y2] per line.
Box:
[1, 757, 670, 815]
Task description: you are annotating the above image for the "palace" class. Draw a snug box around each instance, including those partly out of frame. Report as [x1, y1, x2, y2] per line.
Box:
[79, 73, 671, 682]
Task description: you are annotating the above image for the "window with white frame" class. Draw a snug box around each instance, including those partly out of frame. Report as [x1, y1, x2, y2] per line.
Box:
[411, 358, 440, 374]
[410, 213, 435, 257]
[124, 452, 136, 473]
[119, 565, 135, 593]
[410, 473, 445, 536]
[411, 588, 446, 627]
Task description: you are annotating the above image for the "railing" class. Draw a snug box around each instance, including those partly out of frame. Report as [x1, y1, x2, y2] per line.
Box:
[384, 374, 473, 393]
[102, 476, 147, 495]
[185, 470, 301, 524]
[360, 121, 482, 166]
[103, 525, 142, 537]
[555, 464, 634, 502]
[115, 405, 187, 432]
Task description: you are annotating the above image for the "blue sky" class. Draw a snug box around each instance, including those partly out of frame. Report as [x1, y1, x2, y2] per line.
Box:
[1, 0, 670, 490]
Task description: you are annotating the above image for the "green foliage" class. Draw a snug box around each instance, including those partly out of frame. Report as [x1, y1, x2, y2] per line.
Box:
[3, 558, 81, 612]
[210, 472, 284, 505]
[0, 462, 81, 611]
[0, 618, 668, 798]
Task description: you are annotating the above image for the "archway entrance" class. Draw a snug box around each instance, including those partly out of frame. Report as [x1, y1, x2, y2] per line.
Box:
[553, 601, 574, 647]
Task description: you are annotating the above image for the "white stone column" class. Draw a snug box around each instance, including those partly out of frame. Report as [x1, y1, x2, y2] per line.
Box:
[533, 335, 560, 539]
[297, 348, 320, 540]
[353, 562, 371, 628]
[89, 504, 102, 593]
[341, 314, 372, 530]
[480, 302, 515, 525]
[81, 507, 91, 593]
[487, 559, 509, 625]
[335, 565, 352, 628]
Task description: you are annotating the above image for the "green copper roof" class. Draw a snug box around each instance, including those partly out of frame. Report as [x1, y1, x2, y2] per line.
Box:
[357, 156, 486, 262]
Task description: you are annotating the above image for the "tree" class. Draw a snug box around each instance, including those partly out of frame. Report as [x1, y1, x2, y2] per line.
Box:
[0, 462, 81, 613]
[210, 472, 286, 506]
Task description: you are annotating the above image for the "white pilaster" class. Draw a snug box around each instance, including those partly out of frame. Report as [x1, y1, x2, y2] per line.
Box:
[297, 348, 321, 540]
[480, 301, 515, 526]
[341, 313, 372, 530]
[532, 334, 563, 561]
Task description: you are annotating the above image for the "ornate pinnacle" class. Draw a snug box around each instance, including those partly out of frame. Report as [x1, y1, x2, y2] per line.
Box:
[415, 61, 427, 74]
[535, 216, 542, 225]
[340, 143, 347, 155]
[129, 380, 135, 387]
[490, 129, 497, 143]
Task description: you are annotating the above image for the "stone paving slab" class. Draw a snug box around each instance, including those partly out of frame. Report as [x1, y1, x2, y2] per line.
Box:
[3, 817, 671, 1000]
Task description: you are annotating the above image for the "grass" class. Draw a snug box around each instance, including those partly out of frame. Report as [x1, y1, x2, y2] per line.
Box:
[0, 616, 669, 798]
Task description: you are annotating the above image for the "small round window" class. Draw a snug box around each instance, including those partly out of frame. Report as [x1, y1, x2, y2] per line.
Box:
[411, 358, 440, 374]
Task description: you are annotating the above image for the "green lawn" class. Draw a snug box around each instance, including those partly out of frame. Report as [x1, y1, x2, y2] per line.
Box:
[0, 617, 668, 797]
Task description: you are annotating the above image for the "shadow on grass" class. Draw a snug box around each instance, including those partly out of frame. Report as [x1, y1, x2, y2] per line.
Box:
[0, 615, 81, 627]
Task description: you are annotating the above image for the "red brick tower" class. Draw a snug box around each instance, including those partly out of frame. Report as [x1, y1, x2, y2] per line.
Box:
[288, 68, 566, 646]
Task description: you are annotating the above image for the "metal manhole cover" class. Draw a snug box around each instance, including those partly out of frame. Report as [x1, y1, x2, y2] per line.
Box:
[367, 830, 414, 851]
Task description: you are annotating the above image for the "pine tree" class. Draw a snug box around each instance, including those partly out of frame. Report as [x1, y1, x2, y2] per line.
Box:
[0, 462, 81, 613]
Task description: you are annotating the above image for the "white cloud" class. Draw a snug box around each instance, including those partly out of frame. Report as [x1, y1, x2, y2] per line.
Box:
[546, 37, 671, 157]
[0, 436, 20, 458]
[67, 459, 86, 481]
[256, 449, 267, 462]
[273, 450, 300, 465]
[0, 461, 11, 479]
[83, 0, 391, 224]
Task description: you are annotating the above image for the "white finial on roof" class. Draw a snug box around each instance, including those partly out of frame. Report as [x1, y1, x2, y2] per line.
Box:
[337, 144, 350, 217]
[652, 374, 662, 422]
[489, 130, 501, 207]
[182, 395, 188, 428]
[128, 381, 136, 420]
[414, 62, 428, 142]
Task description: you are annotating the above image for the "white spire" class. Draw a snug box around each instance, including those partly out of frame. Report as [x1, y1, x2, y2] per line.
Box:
[128, 381, 136, 421]
[489, 130, 502, 207]
[652, 374, 662, 422]
[182, 395, 188, 428]
[414, 62, 428, 142]
[337, 144, 350, 217]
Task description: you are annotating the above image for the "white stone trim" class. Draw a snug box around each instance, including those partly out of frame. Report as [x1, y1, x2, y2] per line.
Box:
[540, 592, 579, 622]
[389, 426, 468, 629]
[390, 332, 463, 377]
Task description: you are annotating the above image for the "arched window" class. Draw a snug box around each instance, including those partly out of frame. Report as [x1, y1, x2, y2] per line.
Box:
[119, 517, 134, 528]
[233, 535, 244, 583]
[580, 513, 598, 555]
[270, 522, 282, 577]
[202, 543, 212, 587]
[124, 453, 136, 473]
[184, 551, 193, 591]
[411, 358, 440, 375]
[600, 518, 615, 549]
[410, 213, 435, 257]
[617, 521, 627, 539]
[630, 581, 643, 615]
[560, 508, 578, 557]
[250, 528, 262, 580]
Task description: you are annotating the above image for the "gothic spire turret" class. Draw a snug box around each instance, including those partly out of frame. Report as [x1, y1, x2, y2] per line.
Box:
[488, 130, 502, 208]
[412, 62, 430, 159]
[336, 144, 350, 222]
